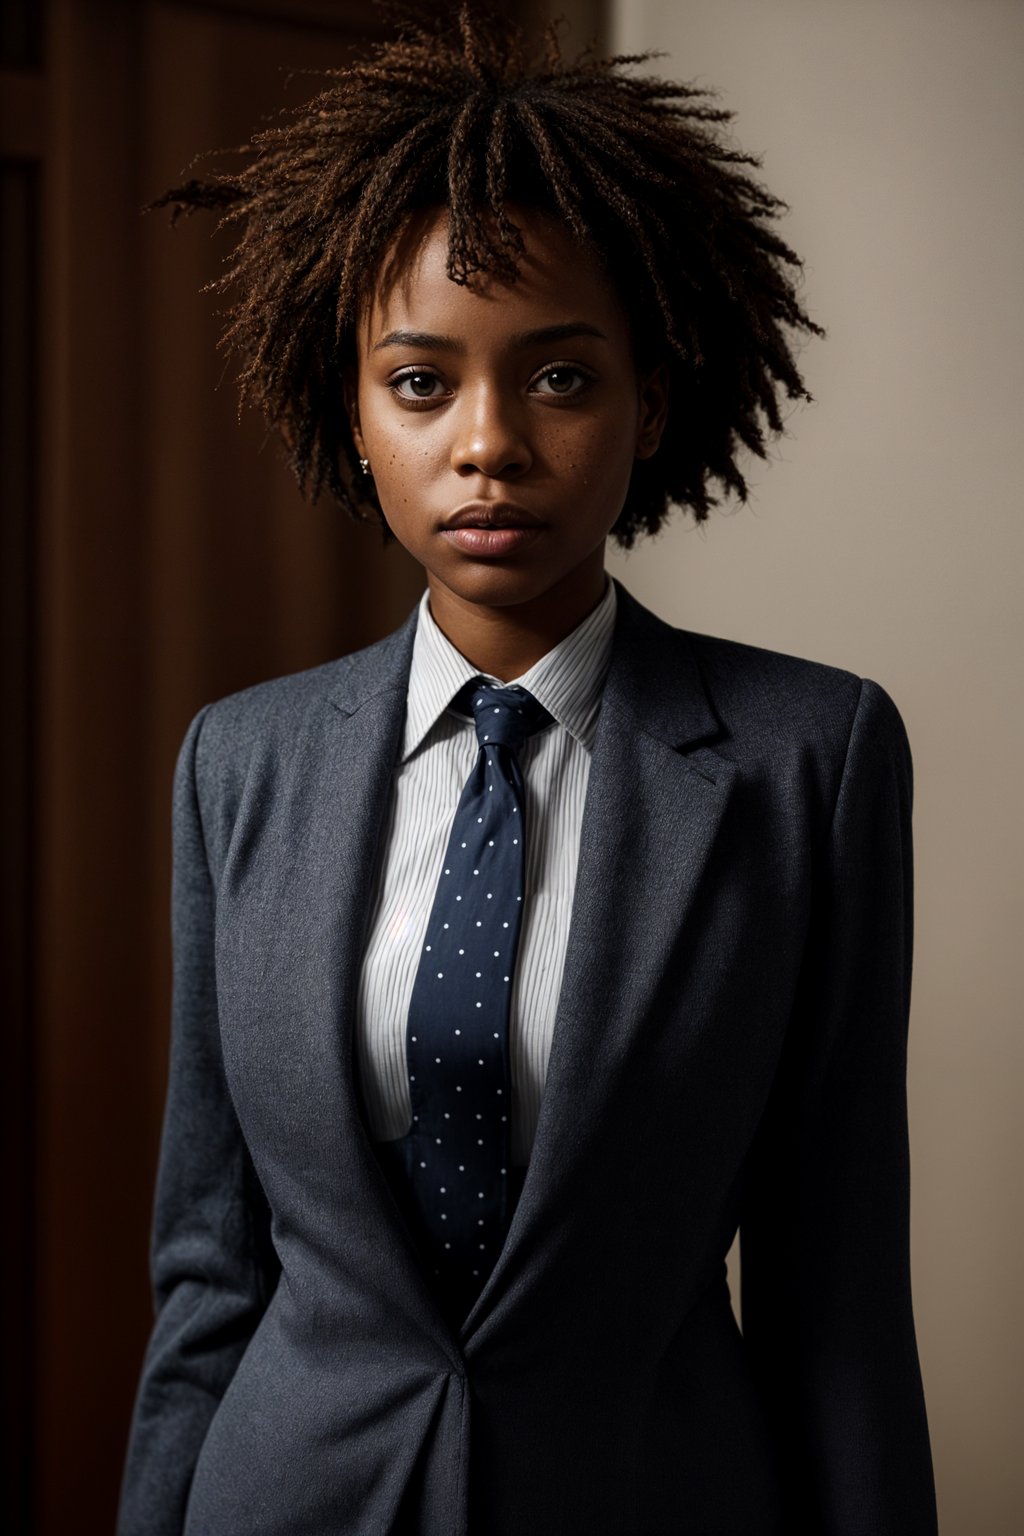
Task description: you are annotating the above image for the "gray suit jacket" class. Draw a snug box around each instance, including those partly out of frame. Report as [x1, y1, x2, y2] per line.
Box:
[118, 581, 937, 1535]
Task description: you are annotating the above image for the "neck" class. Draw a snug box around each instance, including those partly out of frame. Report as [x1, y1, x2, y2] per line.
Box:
[426, 564, 609, 681]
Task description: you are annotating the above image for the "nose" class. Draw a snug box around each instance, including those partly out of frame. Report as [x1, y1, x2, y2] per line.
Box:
[450, 385, 532, 480]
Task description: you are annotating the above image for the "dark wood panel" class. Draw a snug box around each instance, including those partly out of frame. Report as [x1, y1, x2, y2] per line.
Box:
[0, 153, 39, 1536]
[34, 5, 153, 1531]
[170, 0, 396, 32]
[0, 0, 44, 69]
[0, 69, 46, 157]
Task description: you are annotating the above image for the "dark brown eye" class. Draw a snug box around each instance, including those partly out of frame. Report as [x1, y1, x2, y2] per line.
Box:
[395, 372, 441, 399]
[535, 367, 585, 396]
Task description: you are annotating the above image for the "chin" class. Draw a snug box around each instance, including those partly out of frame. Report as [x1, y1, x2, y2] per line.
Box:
[432, 562, 566, 609]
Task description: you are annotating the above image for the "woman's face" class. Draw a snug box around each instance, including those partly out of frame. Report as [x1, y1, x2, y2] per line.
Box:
[349, 205, 667, 631]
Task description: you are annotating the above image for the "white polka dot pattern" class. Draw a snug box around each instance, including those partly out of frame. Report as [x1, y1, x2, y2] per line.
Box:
[404, 681, 552, 1303]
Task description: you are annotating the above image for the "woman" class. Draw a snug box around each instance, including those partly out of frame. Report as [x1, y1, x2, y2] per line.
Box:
[118, 6, 938, 1532]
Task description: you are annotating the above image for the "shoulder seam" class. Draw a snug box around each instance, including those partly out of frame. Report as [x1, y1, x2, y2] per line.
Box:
[825, 676, 868, 843]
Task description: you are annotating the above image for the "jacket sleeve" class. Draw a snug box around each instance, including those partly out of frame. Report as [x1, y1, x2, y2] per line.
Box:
[739, 678, 938, 1533]
[117, 706, 281, 1536]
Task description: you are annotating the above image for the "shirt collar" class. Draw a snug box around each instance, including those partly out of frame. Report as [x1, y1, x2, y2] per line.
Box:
[402, 577, 618, 761]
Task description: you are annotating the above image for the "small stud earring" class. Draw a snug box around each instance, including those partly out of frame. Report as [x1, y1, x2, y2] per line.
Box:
[359, 457, 372, 475]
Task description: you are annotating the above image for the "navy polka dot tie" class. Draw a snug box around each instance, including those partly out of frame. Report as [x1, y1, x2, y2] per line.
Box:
[404, 679, 552, 1313]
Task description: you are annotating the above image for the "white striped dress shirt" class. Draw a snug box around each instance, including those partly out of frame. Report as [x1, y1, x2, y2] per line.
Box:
[355, 577, 617, 1166]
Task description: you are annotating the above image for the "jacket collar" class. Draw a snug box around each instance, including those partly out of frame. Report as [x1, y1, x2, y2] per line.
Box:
[326, 602, 420, 718]
[600, 580, 722, 754]
[326, 578, 723, 760]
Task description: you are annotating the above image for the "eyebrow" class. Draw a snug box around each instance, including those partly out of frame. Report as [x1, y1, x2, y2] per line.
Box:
[371, 321, 609, 354]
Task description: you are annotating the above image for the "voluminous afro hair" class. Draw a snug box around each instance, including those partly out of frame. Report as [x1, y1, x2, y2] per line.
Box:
[150, 0, 823, 547]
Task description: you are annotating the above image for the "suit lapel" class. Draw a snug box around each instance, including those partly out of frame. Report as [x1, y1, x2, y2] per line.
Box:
[464, 584, 738, 1336]
[218, 615, 416, 1137]
[220, 606, 472, 1356]
[250, 585, 736, 1347]
[317, 612, 476, 1350]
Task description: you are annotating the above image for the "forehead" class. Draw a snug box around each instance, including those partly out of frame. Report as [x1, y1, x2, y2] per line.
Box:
[358, 205, 633, 350]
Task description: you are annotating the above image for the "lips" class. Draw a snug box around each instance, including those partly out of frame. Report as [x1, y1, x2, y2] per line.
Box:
[442, 502, 543, 531]
[439, 502, 545, 558]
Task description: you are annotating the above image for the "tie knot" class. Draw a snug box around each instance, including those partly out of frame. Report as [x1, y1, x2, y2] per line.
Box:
[460, 679, 553, 753]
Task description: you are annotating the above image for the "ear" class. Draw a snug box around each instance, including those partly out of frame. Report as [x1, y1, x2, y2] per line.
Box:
[634, 362, 670, 460]
[342, 365, 367, 460]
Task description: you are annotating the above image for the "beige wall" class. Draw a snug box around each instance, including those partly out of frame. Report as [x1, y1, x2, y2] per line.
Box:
[608, 1, 1023, 1530]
